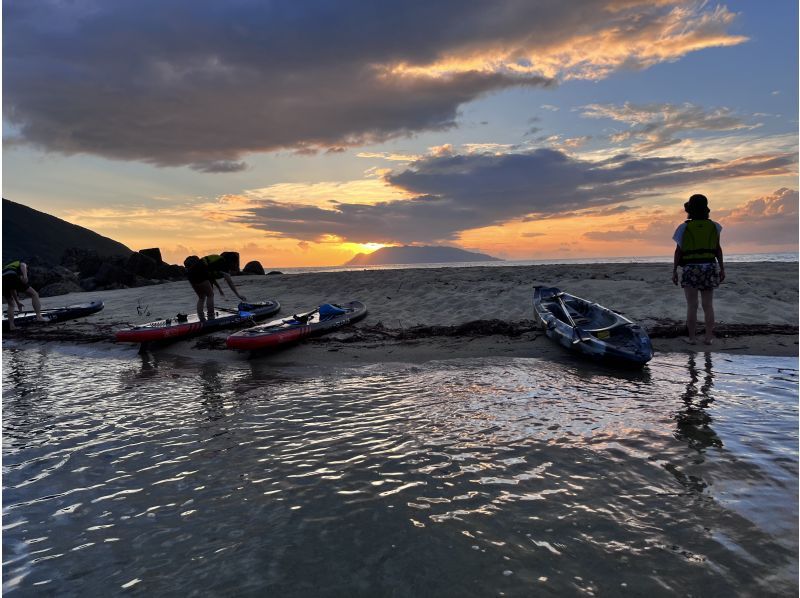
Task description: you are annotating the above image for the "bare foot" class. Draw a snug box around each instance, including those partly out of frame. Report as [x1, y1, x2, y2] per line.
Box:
[35, 316, 46, 322]
[683, 337, 697, 346]
[704, 337, 714, 345]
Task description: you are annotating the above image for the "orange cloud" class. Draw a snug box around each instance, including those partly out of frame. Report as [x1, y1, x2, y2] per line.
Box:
[388, 4, 747, 82]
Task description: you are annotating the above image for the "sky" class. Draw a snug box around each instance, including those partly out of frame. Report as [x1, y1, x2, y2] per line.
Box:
[3, 0, 798, 267]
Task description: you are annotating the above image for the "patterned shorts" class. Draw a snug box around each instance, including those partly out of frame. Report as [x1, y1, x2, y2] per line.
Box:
[681, 264, 719, 290]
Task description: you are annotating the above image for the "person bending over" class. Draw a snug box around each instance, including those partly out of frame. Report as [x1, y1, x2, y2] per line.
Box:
[3, 260, 45, 331]
[671, 194, 725, 345]
[184, 255, 247, 322]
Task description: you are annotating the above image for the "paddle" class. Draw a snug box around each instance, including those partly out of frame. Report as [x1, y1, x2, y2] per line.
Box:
[554, 293, 590, 344]
[215, 305, 256, 318]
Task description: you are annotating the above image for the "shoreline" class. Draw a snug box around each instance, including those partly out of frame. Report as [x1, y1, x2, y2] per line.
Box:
[3, 262, 798, 361]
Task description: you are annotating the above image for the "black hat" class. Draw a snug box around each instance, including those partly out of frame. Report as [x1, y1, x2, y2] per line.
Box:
[183, 255, 201, 269]
[684, 194, 709, 218]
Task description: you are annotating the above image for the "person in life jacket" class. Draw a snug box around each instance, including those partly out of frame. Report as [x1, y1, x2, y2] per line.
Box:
[671, 194, 725, 345]
[2, 260, 45, 330]
[184, 254, 247, 322]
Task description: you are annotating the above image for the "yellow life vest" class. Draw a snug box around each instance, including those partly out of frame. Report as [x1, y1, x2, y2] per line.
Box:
[202, 255, 226, 278]
[681, 220, 718, 264]
[2, 260, 21, 276]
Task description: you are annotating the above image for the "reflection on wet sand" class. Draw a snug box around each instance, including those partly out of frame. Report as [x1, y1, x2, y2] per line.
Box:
[675, 352, 723, 452]
[661, 352, 724, 494]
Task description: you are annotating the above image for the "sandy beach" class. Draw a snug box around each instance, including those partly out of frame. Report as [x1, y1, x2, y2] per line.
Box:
[5, 262, 798, 361]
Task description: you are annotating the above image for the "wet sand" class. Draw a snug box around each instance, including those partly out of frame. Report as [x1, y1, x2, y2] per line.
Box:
[4, 262, 798, 361]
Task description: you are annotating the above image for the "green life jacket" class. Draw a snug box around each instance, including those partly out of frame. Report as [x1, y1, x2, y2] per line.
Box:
[2, 260, 21, 276]
[202, 255, 226, 279]
[681, 220, 718, 265]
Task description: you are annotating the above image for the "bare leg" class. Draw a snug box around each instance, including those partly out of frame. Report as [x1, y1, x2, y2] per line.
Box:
[5, 293, 16, 330]
[206, 291, 215, 321]
[197, 296, 205, 321]
[684, 287, 698, 344]
[27, 288, 45, 321]
[700, 289, 715, 344]
[191, 281, 213, 322]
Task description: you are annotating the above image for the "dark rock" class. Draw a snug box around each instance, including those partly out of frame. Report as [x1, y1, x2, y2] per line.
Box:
[94, 262, 135, 287]
[127, 252, 159, 278]
[242, 260, 265, 275]
[221, 251, 240, 274]
[61, 248, 104, 277]
[27, 265, 64, 289]
[154, 263, 186, 280]
[52, 265, 79, 282]
[133, 276, 157, 287]
[79, 277, 97, 291]
[139, 248, 163, 263]
[22, 255, 50, 268]
[267, 271, 283, 276]
[39, 281, 84, 297]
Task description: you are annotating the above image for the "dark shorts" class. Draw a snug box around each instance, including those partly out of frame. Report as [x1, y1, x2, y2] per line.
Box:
[681, 263, 719, 291]
[187, 262, 211, 285]
[3, 273, 29, 294]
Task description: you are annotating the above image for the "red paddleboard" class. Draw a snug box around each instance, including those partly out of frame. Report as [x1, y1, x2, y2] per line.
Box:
[116, 300, 280, 343]
[226, 301, 366, 351]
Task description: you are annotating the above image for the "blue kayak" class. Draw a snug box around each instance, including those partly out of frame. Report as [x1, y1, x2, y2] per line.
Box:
[533, 286, 653, 367]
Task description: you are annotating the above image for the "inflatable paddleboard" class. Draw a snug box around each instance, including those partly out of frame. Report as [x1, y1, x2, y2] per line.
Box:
[115, 300, 280, 344]
[3, 300, 105, 331]
[226, 301, 366, 351]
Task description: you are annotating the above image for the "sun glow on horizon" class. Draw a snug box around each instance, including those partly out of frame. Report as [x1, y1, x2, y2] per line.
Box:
[338, 242, 393, 255]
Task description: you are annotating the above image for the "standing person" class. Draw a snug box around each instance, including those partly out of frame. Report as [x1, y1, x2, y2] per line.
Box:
[671, 194, 725, 345]
[2, 260, 45, 331]
[184, 255, 247, 322]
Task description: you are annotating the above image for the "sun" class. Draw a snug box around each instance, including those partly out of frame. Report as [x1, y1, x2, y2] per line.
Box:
[339, 242, 393, 255]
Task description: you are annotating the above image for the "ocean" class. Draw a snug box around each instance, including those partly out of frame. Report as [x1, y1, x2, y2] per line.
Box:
[275, 252, 799, 275]
[2, 345, 797, 596]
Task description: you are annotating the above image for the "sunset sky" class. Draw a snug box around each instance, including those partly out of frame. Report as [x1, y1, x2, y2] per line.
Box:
[3, 0, 798, 267]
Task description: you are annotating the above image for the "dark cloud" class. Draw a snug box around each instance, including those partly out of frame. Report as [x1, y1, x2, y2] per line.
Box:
[234, 148, 796, 243]
[189, 160, 248, 173]
[5, 1, 742, 169]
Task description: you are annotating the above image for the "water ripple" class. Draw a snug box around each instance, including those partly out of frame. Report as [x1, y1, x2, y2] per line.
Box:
[2, 347, 797, 596]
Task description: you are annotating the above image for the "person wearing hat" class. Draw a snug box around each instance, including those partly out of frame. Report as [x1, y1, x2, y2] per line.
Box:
[671, 194, 725, 345]
[184, 254, 247, 322]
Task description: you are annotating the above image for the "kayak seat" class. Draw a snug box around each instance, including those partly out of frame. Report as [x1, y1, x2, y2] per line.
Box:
[583, 325, 614, 333]
[565, 306, 591, 325]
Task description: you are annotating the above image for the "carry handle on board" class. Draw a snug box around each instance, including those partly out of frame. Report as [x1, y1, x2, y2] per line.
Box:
[287, 309, 318, 325]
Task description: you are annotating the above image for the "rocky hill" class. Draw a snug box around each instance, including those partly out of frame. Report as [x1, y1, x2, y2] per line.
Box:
[2, 199, 191, 297]
[3, 198, 133, 265]
[345, 245, 501, 266]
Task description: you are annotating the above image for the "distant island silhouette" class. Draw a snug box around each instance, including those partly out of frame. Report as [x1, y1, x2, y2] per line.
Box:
[345, 245, 502, 266]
